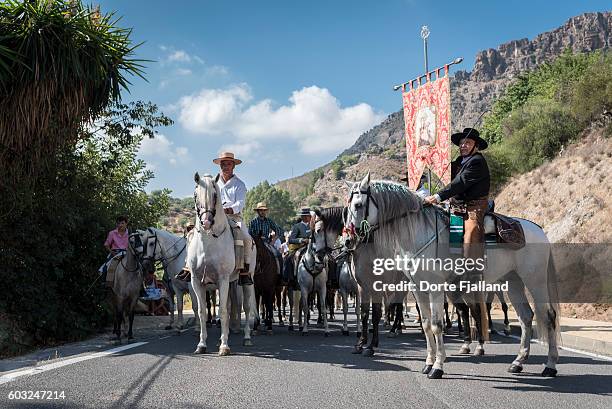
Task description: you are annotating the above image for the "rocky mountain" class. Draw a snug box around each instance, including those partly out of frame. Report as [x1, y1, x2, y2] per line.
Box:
[277, 12, 611, 207]
[345, 12, 611, 156]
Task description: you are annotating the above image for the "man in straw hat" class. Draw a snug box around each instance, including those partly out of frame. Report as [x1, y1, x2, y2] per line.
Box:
[423, 128, 490, 262]
[248, 202, 285, 244]
[282, 208, 312, 285]
[213, 151, 254, 286]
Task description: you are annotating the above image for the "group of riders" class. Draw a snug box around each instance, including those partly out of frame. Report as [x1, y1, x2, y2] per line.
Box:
[99, 126, 491, 294]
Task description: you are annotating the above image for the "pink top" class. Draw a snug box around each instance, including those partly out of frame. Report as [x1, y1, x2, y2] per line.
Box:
[104, 229, 129, 250]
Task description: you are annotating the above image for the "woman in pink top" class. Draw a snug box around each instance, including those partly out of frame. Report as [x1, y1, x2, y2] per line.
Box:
[104, 215, 129, 254]
[99, 216, 130, 282]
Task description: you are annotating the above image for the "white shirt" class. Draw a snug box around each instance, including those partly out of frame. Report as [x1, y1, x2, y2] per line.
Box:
[273, 238, 282, 251]
[217, 174, 247, 214]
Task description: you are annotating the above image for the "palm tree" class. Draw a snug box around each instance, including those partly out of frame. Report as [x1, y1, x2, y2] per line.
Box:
[0, 0, 145, 176]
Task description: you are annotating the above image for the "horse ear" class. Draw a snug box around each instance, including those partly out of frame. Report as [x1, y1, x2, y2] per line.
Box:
[194, 172, 200, 184]
[359, 172, 370, 190]
[344, 180, 354, 189]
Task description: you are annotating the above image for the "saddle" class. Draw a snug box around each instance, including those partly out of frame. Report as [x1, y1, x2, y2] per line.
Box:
[450, 200, 526, 250]
[106, 252, 125, 284]
[484, 212, 526, 249]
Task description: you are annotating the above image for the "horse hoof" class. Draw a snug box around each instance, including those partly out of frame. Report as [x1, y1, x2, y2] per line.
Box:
[267, 329, 273, 336]
[508, 364, 523, 374]
[298, 327, 303, 332]
[324, 332, 330, 337]
[194, 346, 207, 354]
[361, 348, 374, 357]
[288, 326, 294, 332]
[251, 330, 258, 336]
[165, 325, 173, 330]
[541, 367, 557, 377]
[427, 369, 444, 379]
[342, 330, 349, 336]
[459, 346, 471, 354]
[387, 331, 397, 338]
[218, 346, 231, 356]
[243, 339, 253, 347]
[421, 365, 433, 374]
[352, 346, 363, 354]
[474, 347, 485, 356]
[279, 321, 285, 327]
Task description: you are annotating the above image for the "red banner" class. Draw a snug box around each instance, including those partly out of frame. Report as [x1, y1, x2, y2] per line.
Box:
[402, 76, 451, 190]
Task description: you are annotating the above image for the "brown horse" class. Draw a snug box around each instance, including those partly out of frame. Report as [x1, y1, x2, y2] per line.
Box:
[253, 235, 283, 333]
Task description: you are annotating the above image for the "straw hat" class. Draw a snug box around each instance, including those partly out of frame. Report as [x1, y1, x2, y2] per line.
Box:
[212, 151, 242, 165]
[253, 202, 268, 211]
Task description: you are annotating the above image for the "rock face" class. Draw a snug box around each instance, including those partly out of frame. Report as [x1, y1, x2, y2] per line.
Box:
[343, 12, 611, 155]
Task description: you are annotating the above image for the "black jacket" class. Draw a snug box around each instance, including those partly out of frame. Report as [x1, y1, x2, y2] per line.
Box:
[437, 153, 490, 202]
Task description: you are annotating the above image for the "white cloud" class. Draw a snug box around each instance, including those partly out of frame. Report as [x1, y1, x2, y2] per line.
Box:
[167, 50, 192, 63]
[178, 84, 252, 134]
[177, 85, 385, 154]
[176, 68, 192, 76]
[139, 133, 190, 166]
[219, 141, 262, 163]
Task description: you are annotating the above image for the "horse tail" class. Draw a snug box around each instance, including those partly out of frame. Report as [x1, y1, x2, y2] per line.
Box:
[534, 253, 560, 345]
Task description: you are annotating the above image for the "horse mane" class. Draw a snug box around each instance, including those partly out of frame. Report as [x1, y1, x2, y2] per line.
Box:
[367, 180, 436, 254]
[318, 206, 345, 235]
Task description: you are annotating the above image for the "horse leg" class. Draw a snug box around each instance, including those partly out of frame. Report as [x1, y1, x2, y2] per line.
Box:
[499, 291, 511, 335]
[486, 291, 495, 335]
[189, 284, 200, 332]
[205, 290, 212, 327]
[127, 309, 135, 341]
[265, 290, 274, 333]
[217, 279, 231, 356]
[288, 289, 294, 330]
[414, 301, 424, 334]
[341, 289, 349, 335]
[320, 281, 329, 337]
[192, 282, 209, 354]
[242, 284, 255, 346]
[276, 287, 284, 326]
[254, 289, 261, 332]
[363, 302, 382, 356]
[355, 292, 361, 337]
[444, 298, 452, 329]
[413, 292, 436, 376]
[471, 301, 486, 356]
[456, 302, 472, 354]
[301, 283, 311, 335]
[529, 280, 560, 377]
[353, 302, 369, 354]
[428, 292, 447, 379]
[505, 279, 534, 374]
[166, 287, 176, 330]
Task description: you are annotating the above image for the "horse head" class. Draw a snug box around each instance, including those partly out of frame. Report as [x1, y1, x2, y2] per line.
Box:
[193, 173, 219, 231]
[137, 228, 159, 273]
[343, 172, 379, 240]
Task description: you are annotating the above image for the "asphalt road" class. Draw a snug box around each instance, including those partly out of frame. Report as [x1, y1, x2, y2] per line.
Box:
[1, 312, 611, 409]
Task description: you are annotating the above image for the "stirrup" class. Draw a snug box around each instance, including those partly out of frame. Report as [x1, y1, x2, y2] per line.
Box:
[175, 268, 191, 282]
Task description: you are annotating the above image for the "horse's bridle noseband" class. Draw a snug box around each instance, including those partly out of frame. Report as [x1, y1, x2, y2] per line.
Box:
[194, 189, 217, 228]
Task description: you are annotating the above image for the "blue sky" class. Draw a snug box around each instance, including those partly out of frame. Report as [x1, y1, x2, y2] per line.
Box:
[96, 0, 610, 198]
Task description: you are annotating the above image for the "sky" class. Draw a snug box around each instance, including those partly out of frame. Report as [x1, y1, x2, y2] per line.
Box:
[96, 0, 610, 198]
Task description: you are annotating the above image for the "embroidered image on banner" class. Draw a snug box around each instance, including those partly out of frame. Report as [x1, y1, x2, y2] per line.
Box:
[402, 75, 451, 190]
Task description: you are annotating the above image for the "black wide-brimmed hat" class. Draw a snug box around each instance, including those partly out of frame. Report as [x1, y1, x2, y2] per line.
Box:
[297, 208, 312, 217]
[451, 128, 488, 150]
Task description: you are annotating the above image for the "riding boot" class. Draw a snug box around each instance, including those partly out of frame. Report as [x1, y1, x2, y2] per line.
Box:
[175, 267, 191, 282]
[238, 264, 253, 286]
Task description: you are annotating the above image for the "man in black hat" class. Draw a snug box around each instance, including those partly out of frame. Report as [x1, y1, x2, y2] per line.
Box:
[423, 128, 490, 261]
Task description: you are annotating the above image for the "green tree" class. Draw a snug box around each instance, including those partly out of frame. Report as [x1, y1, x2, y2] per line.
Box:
[244, 181, 296, 230]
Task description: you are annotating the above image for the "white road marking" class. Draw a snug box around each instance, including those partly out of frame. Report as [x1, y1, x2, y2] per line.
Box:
[0, 342, 148, 385]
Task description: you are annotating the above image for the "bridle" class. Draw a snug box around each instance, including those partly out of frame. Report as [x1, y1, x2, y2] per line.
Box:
[141, 228, 187, 270]
[343, 186, 380, 246]
[119, 233, 145, 274]
[193, 180, 227, 238]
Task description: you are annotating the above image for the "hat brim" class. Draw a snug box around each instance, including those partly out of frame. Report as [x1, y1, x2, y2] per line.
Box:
[253, 207, 269, 211]
[451, 132, 488, 150]
[213, 158, 242, 165]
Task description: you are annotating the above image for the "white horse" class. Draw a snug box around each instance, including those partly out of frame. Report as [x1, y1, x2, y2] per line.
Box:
[137, 227, 199, 331]
[344, 174, 560, 378]
[187, 173, 256, 355]
[337, 257, 361, 337]
[296, 213, 333, 336]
